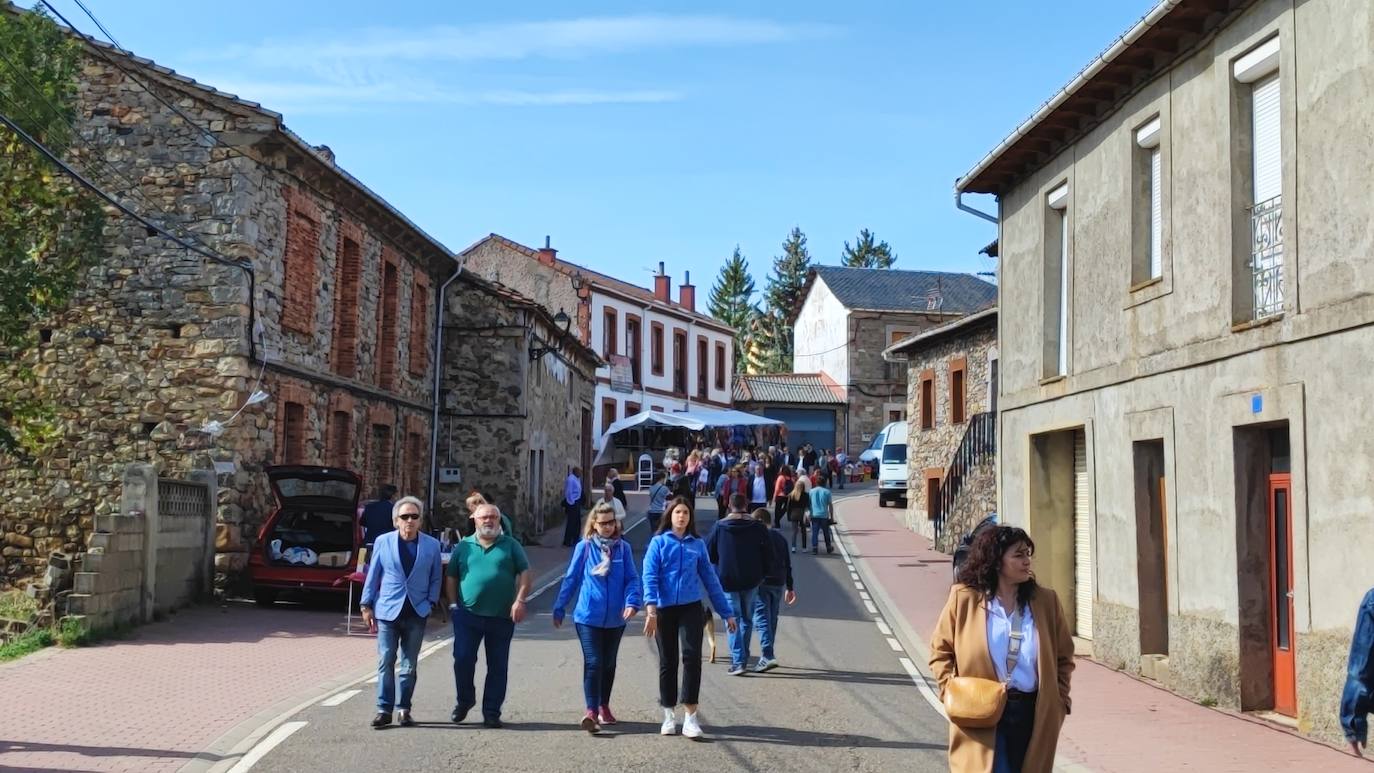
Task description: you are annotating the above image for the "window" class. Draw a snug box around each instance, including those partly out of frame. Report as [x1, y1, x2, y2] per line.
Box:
[1133, 116, 1163, 285]
[696, 337, 708, 399]
[601, 398, 617, 435]
[650, 322, 664, 376]
[919, 370, 935, 430]
[925, 473, 942, 521]
[409, 277, 429, 377]
[377, 260, 399, 390]
[714, 343, 726, 390]
[950, 358, 967, 424]
[1233, 36, 1283, 322]
[888, 409, 903, 423]
[332, 234, 362, 377]
[626, 401, 641, 417]
[602, 308, 618, 357]
[1044, 183, 1069, 378]
[329, 410, 351, 468]
[625, 315, 641, 386]
[281, 200, 319, 336]
[672, 330, 687, 395]
[282, 402, 306, 464]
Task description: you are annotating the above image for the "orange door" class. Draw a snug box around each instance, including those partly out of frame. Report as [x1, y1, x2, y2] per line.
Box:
[1268, 473, 1296, 716]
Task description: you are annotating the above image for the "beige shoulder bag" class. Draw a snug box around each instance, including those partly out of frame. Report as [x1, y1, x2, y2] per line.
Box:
[942, 604, 1026, 729]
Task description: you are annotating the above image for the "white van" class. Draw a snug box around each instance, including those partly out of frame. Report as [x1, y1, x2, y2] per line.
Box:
[876, 421, 909, 507]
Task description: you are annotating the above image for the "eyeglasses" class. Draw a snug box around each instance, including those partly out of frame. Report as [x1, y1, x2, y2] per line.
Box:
[398, 512, 421, 521]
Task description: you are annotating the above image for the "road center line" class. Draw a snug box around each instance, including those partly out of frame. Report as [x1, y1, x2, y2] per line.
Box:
[876, 619, 892, 636]
[886, 637, 904, 652]
[226, 720, 307, 773]
[864, 600, 878, 615]
[317, 689, 360, 707]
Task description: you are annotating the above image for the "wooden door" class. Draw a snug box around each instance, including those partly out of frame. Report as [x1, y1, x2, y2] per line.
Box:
[1268, 473, 1296, 716]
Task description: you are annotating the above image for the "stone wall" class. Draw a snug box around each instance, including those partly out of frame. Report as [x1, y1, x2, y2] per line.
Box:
[844, 311, 947, 454]
[0, 49, 445, 590]
[434, 277, 596, 538]
[460, 238, 590, 343]
[900, 320, 997, 543]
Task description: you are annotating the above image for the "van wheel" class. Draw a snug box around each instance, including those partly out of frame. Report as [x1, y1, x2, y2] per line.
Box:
[878, 496, 887, 508]
[253, 588, 278, 607]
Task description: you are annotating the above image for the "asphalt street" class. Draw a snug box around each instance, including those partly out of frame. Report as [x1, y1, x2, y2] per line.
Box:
[251, 491, 949, 772]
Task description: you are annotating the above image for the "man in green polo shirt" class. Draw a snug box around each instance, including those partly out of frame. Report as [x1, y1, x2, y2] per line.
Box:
[444, 503, 531, 728]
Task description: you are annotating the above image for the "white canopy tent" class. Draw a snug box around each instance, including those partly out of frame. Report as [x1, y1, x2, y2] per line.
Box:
[592, 408, 784, 468]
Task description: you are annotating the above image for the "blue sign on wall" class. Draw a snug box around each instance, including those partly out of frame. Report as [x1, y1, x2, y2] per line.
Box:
[1251, 394, 1263, 414]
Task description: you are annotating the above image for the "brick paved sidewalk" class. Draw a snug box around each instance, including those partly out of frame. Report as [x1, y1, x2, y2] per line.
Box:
[833, 492, 1373, 772]
[0, 518, 574, 773]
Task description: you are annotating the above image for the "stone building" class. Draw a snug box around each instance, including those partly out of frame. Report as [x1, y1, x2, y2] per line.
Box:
[791, 266, 997, 456]
[460, 235, 735, 465]
[0, 29, 455, 590]
[434, 273, 599, 537]
[954, 0, 1374, 742]
[883, 308, 997, 549]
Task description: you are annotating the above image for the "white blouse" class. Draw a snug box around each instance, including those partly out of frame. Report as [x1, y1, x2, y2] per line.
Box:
[986, 597, 1039, 692]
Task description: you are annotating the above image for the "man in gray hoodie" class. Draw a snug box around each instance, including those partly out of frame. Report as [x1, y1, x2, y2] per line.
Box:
[706, 493, 775, 675]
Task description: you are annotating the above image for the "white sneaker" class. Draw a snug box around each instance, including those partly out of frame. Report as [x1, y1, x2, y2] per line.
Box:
[660, 707, 677, 735]
[682, 711, 703, 739]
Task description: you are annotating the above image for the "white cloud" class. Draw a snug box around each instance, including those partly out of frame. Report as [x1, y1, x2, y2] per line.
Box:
[210, 79, 684, 113]
[206, 15, 834, 67]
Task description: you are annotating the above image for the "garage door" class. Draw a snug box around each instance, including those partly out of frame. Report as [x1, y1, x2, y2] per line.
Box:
[1074, 428, 1093, 639]
[764, 408, 836, 457]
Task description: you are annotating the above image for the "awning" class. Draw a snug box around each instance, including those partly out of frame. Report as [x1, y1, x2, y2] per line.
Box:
[593, 408, 783, 467]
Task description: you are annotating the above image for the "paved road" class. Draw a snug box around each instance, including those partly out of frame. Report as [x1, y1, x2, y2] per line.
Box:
[251, 492, 949, 772]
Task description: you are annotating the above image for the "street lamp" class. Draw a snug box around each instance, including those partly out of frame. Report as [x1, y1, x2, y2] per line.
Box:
[529, 309, 572, 361]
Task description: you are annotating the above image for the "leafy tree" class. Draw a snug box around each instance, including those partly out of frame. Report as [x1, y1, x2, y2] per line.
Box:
[841, 228, 897, 269]
[0, 8, 107, 454]
[757, 227, 812, 373]
[707, 246, 757, 374]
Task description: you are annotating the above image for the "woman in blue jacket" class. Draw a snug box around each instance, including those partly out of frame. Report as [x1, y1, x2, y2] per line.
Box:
[553, 502, 642, 734]
[642, 496, 737, 739]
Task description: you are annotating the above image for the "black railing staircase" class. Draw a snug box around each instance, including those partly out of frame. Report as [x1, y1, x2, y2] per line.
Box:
[934, 411, 996, 544]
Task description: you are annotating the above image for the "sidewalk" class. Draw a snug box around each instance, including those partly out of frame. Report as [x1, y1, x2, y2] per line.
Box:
[834, 491, 1372, 772]
[0, 516, 574, 773]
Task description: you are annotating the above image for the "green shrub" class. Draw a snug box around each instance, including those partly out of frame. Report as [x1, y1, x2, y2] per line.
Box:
[56, 617, 90, 647]
[0, 590, 38, 622]
[0, 626, 54, 661]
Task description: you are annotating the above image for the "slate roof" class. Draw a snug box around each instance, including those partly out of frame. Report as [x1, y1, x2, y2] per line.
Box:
[733, 373, 846, 405]
[809, 266, 997, 315]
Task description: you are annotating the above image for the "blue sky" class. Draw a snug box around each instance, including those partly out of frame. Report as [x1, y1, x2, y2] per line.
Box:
[37, 0, 1155, 302]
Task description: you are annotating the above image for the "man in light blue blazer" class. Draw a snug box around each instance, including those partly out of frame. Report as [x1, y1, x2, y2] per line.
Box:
[360, 495, 442, 729]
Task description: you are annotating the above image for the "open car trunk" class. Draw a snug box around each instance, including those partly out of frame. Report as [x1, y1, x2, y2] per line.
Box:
[265, 466, 361, 570]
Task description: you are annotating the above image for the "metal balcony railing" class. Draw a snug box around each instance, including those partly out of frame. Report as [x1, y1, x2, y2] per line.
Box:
[1249, 194, 1284, 320]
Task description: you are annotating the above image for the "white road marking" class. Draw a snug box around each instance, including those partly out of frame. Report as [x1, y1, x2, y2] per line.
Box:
[317, 689, 360, 707]
[854, 582, 866, 592]
[899, 656, 946, 718]
[863, 600, 878, 615]
[875, 619, 892, 636]
[226, 720, 307, 773]
[886, 637, 904, 652]
[859, 591, 871, 602]
[366, 675, 378, 684]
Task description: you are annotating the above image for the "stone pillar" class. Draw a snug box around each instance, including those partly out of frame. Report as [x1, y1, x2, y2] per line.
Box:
[120, 463, 158, 623]
[188, 469, 218, 600]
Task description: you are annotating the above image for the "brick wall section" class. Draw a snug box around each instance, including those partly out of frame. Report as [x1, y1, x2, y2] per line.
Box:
[280, 189, 321, 336]
[331, 220, 364, 378]
[900, 322, 997, 543]
[377, 254, 400, 390]
[845, 311, 946, 452]
[409, 275, 430, 377]
[67, 513, 144, 631]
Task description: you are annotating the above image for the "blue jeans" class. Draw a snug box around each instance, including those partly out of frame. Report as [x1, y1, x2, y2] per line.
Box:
[451, 606, 516, 720]
[810, 519, 834, 551]
[574, 623, 625, 711]
[376, 614, 427, 712]
[724, 586, 758, 667]
[752, 584, 785, 660]
[993, 693, 1037, 773]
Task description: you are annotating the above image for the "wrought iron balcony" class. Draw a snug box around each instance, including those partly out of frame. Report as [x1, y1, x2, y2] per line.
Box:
[1248, 194, 1284, 320]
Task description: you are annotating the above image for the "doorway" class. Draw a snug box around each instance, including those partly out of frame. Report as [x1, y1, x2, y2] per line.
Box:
[1028, 426, 1093, 639]
[1133, 440, 1168, 659]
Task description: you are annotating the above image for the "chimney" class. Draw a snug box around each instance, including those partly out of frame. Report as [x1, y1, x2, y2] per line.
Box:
[679, 270, 695, 312]
[653, 261, 671, 302]
[537, 235, 557, 266]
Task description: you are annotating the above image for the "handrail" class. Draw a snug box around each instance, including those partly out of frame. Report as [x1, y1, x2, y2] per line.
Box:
[933, 412, 996, 543]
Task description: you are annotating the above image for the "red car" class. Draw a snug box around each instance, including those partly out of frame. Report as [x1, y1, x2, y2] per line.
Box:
[248, 465, 363, 606]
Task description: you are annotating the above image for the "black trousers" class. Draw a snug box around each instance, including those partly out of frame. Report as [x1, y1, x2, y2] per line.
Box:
[994, 691, 1037, 772]
[654, 601, 705, 707]
[562, 502, 581, 546]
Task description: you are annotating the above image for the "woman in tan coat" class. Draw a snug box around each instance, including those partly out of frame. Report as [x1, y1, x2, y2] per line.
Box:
[930, 526, 1075, 773]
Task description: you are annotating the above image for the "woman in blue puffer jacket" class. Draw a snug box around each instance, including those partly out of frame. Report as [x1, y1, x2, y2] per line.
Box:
[641, 496, 737, 740]
[553, 502, 642, 734]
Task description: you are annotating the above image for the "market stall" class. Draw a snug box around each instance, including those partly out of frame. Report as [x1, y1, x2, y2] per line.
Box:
[592, 408, 785, 486]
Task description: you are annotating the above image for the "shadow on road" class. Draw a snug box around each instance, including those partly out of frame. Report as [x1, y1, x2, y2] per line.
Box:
[708, 723, 943, 750]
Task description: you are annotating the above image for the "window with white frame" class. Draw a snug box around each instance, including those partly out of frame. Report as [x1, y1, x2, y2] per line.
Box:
[1233, 35, 1283, 321]
[1133, 116, 1163, 285]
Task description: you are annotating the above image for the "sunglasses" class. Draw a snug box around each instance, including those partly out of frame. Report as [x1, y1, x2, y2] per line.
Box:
[398, 512, 421, 521]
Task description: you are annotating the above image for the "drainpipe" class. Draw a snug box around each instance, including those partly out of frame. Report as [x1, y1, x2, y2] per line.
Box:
[956, 190, 999, 224]
[427, 259, 465, 523]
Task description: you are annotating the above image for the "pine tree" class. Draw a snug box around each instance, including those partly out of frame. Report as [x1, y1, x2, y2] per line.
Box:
[757, 227, 812, 372]
[841, 228, 897, 269]
[707, 246, 757, 374]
